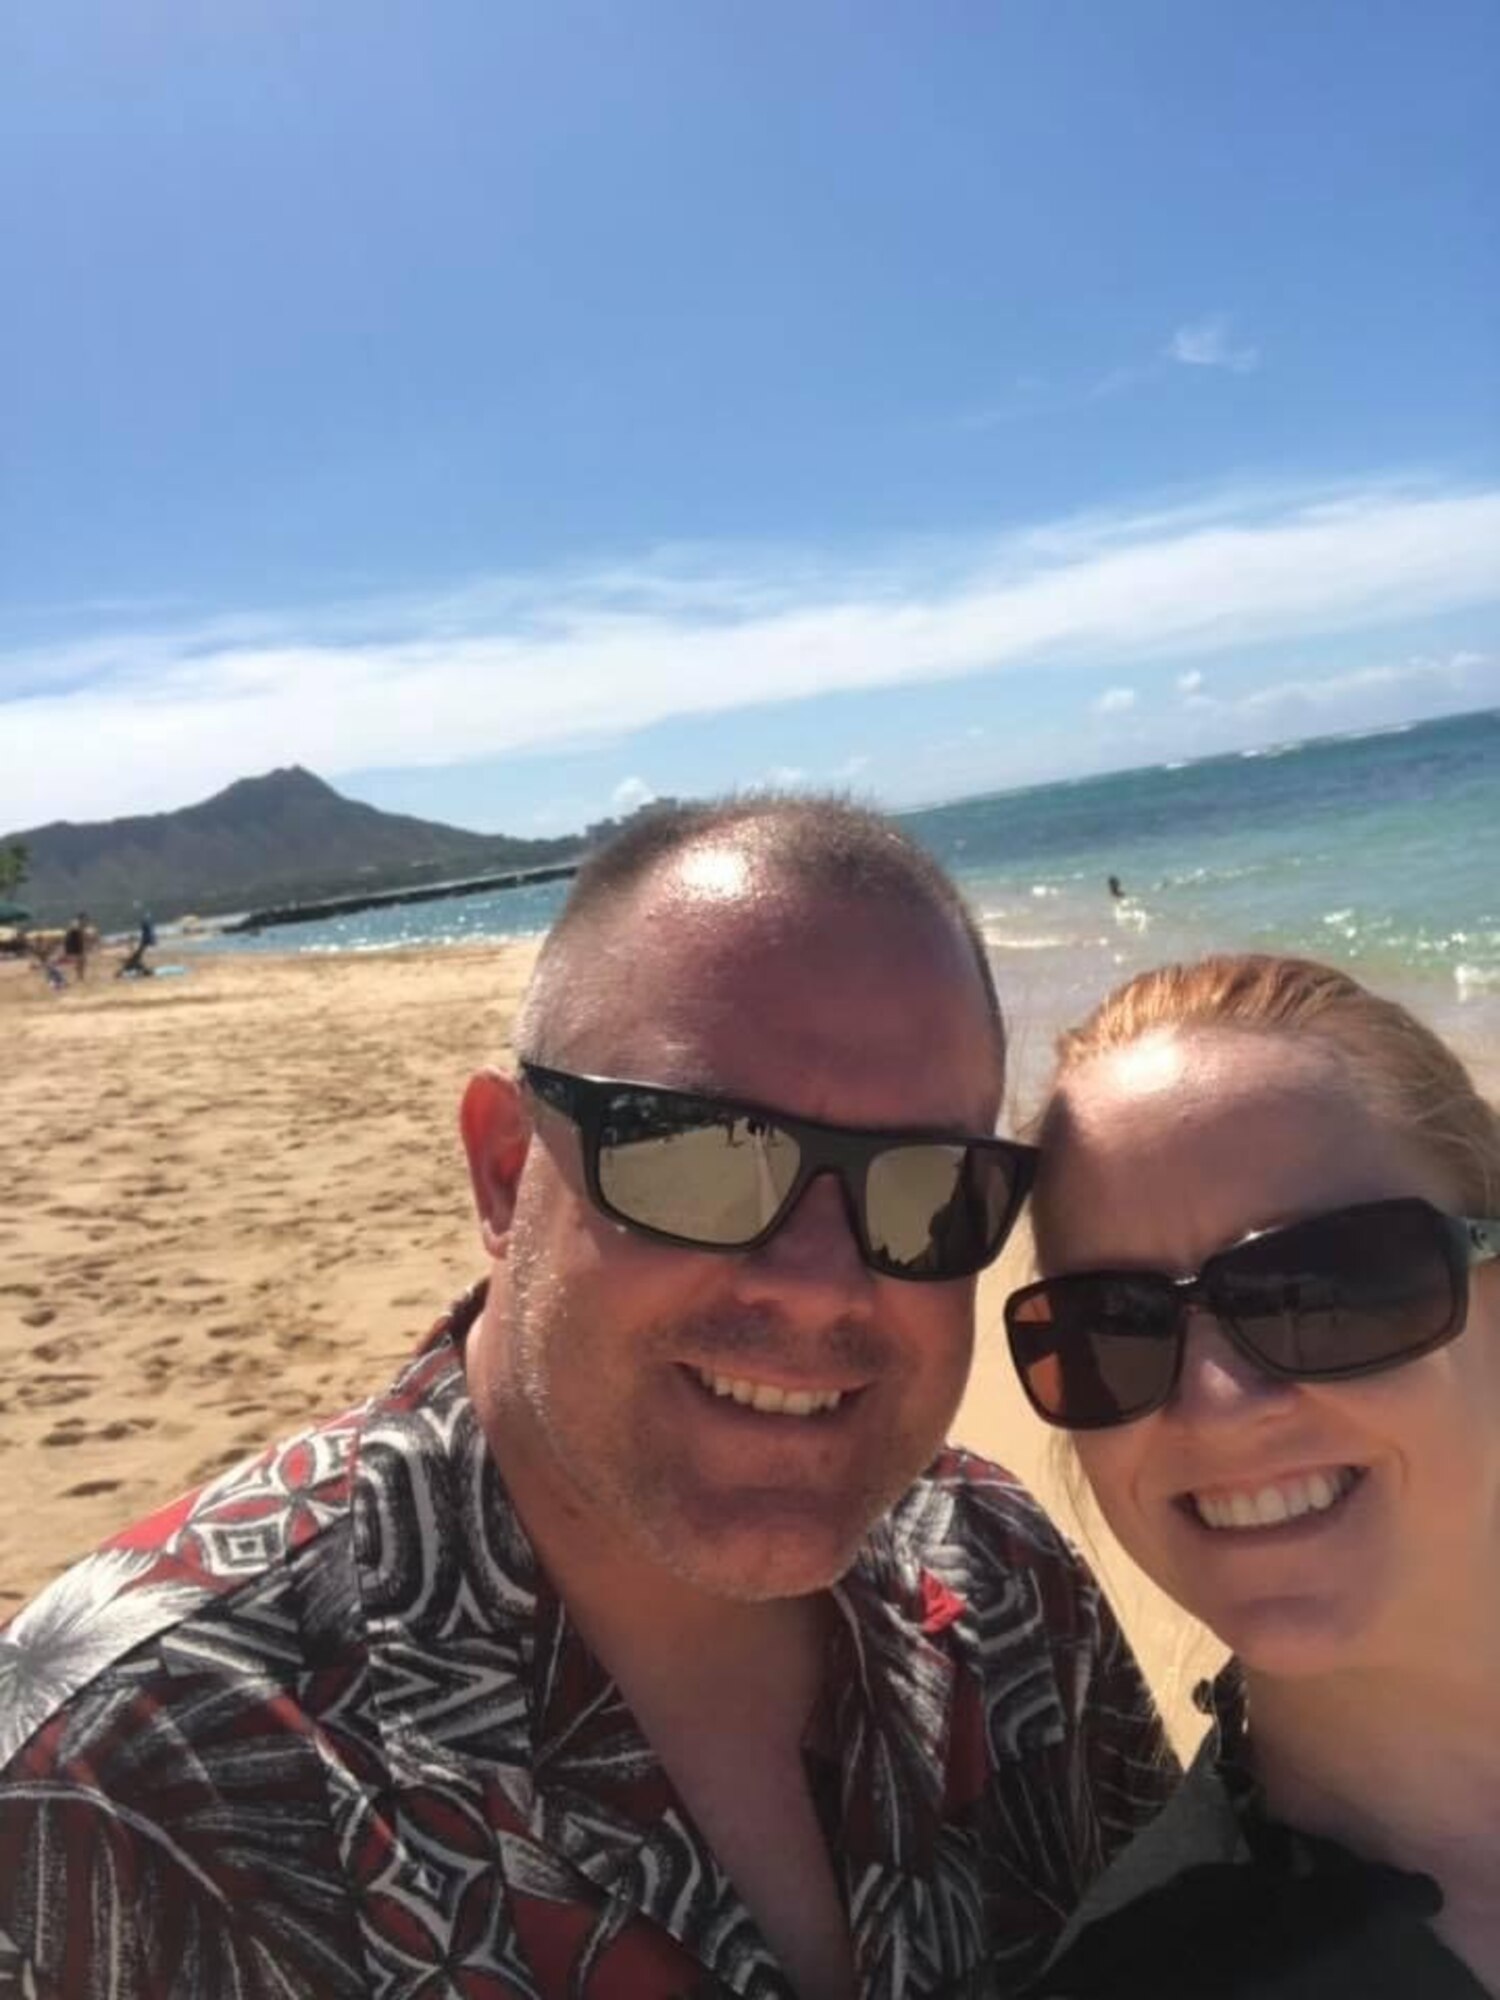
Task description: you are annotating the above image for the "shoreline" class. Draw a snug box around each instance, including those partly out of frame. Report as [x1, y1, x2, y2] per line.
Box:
[4, 942, 1496, 1746]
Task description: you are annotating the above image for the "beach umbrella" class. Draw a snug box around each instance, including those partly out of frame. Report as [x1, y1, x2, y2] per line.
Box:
[0, 902, 30, 924]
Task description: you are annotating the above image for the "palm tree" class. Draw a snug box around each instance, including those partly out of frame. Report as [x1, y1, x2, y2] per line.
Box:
[0, 842, 27, 897]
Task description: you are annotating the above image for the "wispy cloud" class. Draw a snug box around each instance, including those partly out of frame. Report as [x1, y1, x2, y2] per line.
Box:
[956, 313, 1259, 430]
[3, 476, 1497, 827]
[610, 775, 656, 813]
[1203, 648, 1497, 720]
[1094, 687, 1138, 715]
[954, 361, 1151, 429]
[1168, 313, 1260, 373]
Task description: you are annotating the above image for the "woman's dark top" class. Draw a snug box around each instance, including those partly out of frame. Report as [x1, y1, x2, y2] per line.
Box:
[1028, 1664, 1488, 1999]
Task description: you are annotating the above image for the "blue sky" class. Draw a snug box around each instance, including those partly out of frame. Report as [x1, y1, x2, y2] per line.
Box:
[3, 0, 1496, 834]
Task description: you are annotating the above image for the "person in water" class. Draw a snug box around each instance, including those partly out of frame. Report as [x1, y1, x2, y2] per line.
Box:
[1003, 953, 1500, 1997]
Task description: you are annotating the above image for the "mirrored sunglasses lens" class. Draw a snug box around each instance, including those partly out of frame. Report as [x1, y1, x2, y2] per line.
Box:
[866, 1143, 1012, 1275]
[597, 1099, 801, 1244]
[1212, 1203, 1458, 1374]
[1008, 1277, 1180, 1425]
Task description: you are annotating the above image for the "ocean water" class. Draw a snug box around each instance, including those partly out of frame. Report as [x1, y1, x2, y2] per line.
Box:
[202, 707, 1500, 1106]
[906, 707, 1500, 1104]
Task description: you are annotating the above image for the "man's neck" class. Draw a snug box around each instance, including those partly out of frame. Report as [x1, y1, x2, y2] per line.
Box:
[470, 1363, 854, 1999]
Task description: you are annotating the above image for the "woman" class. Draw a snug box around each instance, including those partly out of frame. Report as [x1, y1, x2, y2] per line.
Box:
[1003, 954, 1500, 1998]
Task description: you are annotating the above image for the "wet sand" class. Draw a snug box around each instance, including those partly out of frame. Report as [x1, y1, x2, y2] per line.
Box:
[5, 940, 1492, 1745]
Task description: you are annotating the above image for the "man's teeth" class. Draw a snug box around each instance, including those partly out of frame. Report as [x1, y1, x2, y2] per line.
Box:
[1193, 1467, 1359, 1531]
[694, 1369, 845, 1417]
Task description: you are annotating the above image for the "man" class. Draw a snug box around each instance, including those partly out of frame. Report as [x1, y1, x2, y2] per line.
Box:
[116, 909, 156, 977]
[59, 910, 90, 980]
[0, 798, 1172, 1999]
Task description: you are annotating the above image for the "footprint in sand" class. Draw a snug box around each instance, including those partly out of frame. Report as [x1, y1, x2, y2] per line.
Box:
[41, 1421, 89, 1447]
[18, 1374, 93, 1410]
[41, 1416, 153, 1447]
[62, 1478, 122, 1498]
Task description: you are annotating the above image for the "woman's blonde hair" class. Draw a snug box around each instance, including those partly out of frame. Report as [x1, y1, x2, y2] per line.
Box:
[1036, 952, 1500, 1214]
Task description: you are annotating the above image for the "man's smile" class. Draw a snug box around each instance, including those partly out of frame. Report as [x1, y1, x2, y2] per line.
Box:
[687, 1365, 851, 1418]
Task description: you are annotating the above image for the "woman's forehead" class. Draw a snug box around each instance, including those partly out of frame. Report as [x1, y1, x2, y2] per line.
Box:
[1034, 1029, 1449, 1269]
[1057, 1027, 1349, 1127]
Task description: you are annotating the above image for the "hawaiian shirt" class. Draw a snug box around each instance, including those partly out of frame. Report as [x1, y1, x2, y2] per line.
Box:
[0, 1285, 1174, 2000]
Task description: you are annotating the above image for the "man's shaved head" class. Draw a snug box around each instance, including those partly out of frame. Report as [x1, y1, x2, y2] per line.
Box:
[511, 794, 1006, 1090]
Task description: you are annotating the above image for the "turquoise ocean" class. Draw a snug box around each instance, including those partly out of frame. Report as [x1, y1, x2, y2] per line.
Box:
[205, 707, 1500, 1111]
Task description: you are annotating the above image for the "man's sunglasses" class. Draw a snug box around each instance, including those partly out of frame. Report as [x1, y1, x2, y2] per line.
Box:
[1005, 1196, 1500, 1431]
[520, 1062, 1038, 1282]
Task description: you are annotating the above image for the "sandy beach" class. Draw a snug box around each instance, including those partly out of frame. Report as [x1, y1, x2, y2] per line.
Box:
[7, 940, 1493, 1745]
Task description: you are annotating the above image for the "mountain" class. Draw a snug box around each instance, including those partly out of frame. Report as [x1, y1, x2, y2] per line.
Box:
[5, 768, 581, 929]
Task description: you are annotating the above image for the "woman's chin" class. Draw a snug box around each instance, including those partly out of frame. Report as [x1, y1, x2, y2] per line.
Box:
[1202, 1591, 1379, 1680]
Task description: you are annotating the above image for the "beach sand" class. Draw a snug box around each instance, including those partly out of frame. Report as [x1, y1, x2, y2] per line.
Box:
[8, 940, 1491, 1745]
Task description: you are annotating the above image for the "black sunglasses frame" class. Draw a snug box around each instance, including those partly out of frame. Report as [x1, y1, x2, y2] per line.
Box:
[1006, 1196, 1500, 1431]
[520, 1060, 1039, 1282]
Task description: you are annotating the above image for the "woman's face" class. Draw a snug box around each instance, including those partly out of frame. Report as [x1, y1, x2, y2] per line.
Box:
[1038, 1029, 1500, 1678]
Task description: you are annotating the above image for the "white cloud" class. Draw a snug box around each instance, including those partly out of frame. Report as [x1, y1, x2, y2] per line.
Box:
[1177, 668, 1204, 694]
[1224, 648, 1497, 718]
[3, 476, 1499, 827]
[1168, 314, 1260, 373]
[610, 775, 656, 813]
[763, 764, 808, 788]
[1095, 687, 1138, 714]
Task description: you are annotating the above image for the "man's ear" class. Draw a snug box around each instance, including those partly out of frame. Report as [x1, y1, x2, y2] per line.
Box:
[459, 1069, 533, 1261]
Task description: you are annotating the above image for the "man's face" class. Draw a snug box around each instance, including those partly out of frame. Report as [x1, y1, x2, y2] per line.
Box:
[464, 856, 1003, 1602]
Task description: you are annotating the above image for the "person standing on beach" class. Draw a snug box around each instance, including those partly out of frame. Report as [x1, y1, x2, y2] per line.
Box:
[0, 797, 1172, 2000]
[59, 911, 90, 979]
[115, 908, 156, 977]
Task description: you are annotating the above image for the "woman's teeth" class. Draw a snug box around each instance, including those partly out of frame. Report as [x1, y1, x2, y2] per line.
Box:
[1192, 1467, 1359, 1531]
[694, 1369, 845, 1417]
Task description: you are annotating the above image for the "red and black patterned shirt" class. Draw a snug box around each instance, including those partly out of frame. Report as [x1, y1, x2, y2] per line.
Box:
[0, 1286, 1173, 1999]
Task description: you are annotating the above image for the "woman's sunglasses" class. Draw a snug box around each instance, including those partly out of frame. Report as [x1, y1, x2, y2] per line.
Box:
[1005, 1196, 1500, 1431]
[520, 1061, 1038, 1282]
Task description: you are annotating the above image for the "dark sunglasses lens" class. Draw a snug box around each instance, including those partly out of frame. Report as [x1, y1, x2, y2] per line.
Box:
[865, 1143, 1016, 1276]
[1007, 1277, 1181, 1426]
[1211, 1202, 1459, 1374]
[596, 1095, 801, 1244]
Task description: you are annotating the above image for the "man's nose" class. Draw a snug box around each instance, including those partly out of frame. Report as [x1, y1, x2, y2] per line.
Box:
[1171, 1306, 1299, 1423]
[734, 1169, 871, 1298]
